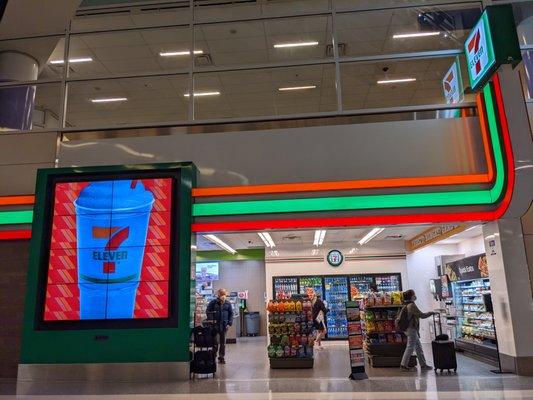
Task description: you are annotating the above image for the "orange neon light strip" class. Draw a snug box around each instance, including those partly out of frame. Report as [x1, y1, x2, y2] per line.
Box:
[0, 195, 35, 206]
[192, 121, 495, 198]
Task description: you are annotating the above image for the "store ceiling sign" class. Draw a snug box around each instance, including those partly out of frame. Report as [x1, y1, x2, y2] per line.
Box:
[407, 225, 465, 252]
[464, 5, 521, 92]
[442, 57, 463, 104]
[444, 253, 488, 281]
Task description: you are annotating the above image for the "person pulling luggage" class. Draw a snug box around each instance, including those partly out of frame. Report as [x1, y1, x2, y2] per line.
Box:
[396, 289, 436, 372]
[206, 288, 233, 364]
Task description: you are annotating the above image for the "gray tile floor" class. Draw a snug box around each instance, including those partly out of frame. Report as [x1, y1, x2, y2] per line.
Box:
[3, 337, 533, 399]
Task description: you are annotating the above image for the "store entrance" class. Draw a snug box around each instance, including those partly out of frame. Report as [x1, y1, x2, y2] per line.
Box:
[192, 223, 499, 378]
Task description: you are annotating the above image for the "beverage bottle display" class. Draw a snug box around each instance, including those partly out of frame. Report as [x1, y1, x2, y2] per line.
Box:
[75, 180, 154, 319]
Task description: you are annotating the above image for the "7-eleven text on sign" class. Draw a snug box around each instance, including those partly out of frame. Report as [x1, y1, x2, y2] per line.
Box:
[464, 10, 496, 91]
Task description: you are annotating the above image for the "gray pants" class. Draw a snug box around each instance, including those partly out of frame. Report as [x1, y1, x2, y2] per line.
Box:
[214, 330, 226, 359]
[401, 327, 428, 367]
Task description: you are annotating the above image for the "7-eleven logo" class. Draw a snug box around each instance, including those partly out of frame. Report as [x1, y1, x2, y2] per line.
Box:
[467, 29, 483, 75]
[92, 226, 130, 273]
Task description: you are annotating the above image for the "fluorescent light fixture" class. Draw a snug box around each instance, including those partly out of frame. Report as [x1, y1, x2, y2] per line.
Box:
[358, 228, 385, 245]
[183, 91, 220, 97]
[269, 250, 280, 257]
[258, 232, 275, 248]
[90, 97, 127, 103]
[159, 50, 203, 57]
[50, 57, 93, 65]
[393, 31, 440, 39]
[313, 230, 326, 246]
[274, 41, 319, 48]
[311, 249, 320, 256]
[377, 78, 416, 84]
[278, 85, 316, 91]
[203, 234, 237, 254]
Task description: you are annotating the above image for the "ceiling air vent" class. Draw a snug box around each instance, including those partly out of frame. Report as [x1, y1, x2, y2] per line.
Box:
[384, 235, 405, 240]
[281, 234, 303, 244]
[325, 42, 346, 57]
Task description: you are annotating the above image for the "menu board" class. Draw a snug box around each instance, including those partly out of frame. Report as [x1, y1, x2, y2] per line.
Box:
[345, 301, 368, 380]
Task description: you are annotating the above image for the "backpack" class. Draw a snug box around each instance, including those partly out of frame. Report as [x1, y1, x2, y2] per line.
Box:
[395, 305, 411, 332]
[191, 325, 218, 348]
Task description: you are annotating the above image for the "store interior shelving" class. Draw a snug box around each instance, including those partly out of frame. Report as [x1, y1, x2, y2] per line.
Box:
[452, 278, 498, 362]
[324, 276, 349, 338]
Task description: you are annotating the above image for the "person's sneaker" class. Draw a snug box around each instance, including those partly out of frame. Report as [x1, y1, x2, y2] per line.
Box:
[420, 365, 433, 371]
[218, 358, 226, 364]
[400, 366, 415, 372]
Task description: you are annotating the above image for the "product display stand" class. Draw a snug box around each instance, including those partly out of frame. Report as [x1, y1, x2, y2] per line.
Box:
[345, 301, 368, 380]
[362, 292, 416, 368]
[267, 297, 315, 369]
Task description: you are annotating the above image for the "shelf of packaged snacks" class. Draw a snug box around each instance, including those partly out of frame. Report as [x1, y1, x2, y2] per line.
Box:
[266, 298, 315, 369]
[362, 292, 408, 367]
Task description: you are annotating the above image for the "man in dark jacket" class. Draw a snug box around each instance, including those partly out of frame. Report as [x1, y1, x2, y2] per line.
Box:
[206, 288, 233, 364]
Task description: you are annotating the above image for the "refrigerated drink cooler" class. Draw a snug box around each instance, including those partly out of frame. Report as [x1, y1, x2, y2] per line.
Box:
[272, 273, 402, 341]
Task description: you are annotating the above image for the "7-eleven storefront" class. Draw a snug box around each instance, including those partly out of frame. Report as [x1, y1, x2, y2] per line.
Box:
[3, 6, 533, 386]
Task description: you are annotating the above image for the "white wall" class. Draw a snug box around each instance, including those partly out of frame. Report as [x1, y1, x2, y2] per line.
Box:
[457, 235, 485, 257]
[265, 257, 408, 305]
[405, 244, 463, 343]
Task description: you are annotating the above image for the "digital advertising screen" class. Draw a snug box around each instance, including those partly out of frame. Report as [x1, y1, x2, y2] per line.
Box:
[43, 177, 174, 322]
[195, 262, 219, 282]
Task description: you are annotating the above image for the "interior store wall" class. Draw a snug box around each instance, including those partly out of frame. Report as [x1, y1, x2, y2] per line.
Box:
[265, 257, 408, 305]
[211, 259, 267, 336]
[405, 244, 463, 343]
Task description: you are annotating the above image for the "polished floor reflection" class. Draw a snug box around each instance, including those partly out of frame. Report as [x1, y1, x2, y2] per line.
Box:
[4, 337, 533, 399]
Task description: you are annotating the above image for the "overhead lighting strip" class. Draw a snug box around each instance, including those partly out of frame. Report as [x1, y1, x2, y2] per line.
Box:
[278, 85, 316, 91]
[274, 41, 319, 48]
[358, 228, 385, 245]
[183, 91, 220, 97]
[313, 230, 326, 246]
[49, 57, 93, 65]
[393, 32, 441, 39]
[258, 232, 275, 248]
[377, 78, 416, 84]
[203, 234, 237, 254]
[91, 98, 127, 103]
[159, 50, 203, 56]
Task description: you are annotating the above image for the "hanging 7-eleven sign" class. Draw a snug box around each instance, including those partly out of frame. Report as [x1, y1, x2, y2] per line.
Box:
[465, 5, 521, 92]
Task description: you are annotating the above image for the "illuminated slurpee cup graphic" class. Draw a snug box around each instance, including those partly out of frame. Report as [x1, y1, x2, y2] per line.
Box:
[75, 180, 154, 319]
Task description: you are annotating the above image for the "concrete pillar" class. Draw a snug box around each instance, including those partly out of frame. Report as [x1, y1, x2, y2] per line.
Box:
[483, 219, 533, 375]
[0, 51, 38, 131]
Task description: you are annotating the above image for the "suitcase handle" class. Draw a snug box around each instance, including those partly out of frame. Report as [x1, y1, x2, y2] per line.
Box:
[432, 312, 442, 338]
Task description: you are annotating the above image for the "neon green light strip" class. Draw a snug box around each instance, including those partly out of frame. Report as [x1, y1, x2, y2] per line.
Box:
[193, 85, 504, 217]
[0, 210, 33, 225]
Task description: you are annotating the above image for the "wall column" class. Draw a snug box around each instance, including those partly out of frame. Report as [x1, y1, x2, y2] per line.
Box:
[483, 218, 533, 375]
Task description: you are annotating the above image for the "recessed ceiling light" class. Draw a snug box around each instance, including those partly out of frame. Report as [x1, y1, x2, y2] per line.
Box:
[183, 91, 220, 97]
[278, 85, 316, 91]
[159, 50, 203, 57]
[274, 41, 319, 48]
[358, 228, 385, 245]
[203, 234, 237, 254]
[258, 232, 276, 248]
[393, 32, 440, 39]
[90, 97, 128, 103]
[377, 78, 416, 84]
[313, 230, 326, 246]
[49, 57, 93, 65]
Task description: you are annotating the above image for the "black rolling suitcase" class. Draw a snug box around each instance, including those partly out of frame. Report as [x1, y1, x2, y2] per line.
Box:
[431, 313, 457, 374]
[190, 324, 217, 378]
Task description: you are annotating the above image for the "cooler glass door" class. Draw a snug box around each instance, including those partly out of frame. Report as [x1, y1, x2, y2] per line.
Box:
[324, 276, 349, 338]
[298, 276, 324, 298]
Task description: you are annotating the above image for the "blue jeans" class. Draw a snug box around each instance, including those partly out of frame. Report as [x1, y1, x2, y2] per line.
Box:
[401, 327, 428, 367]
